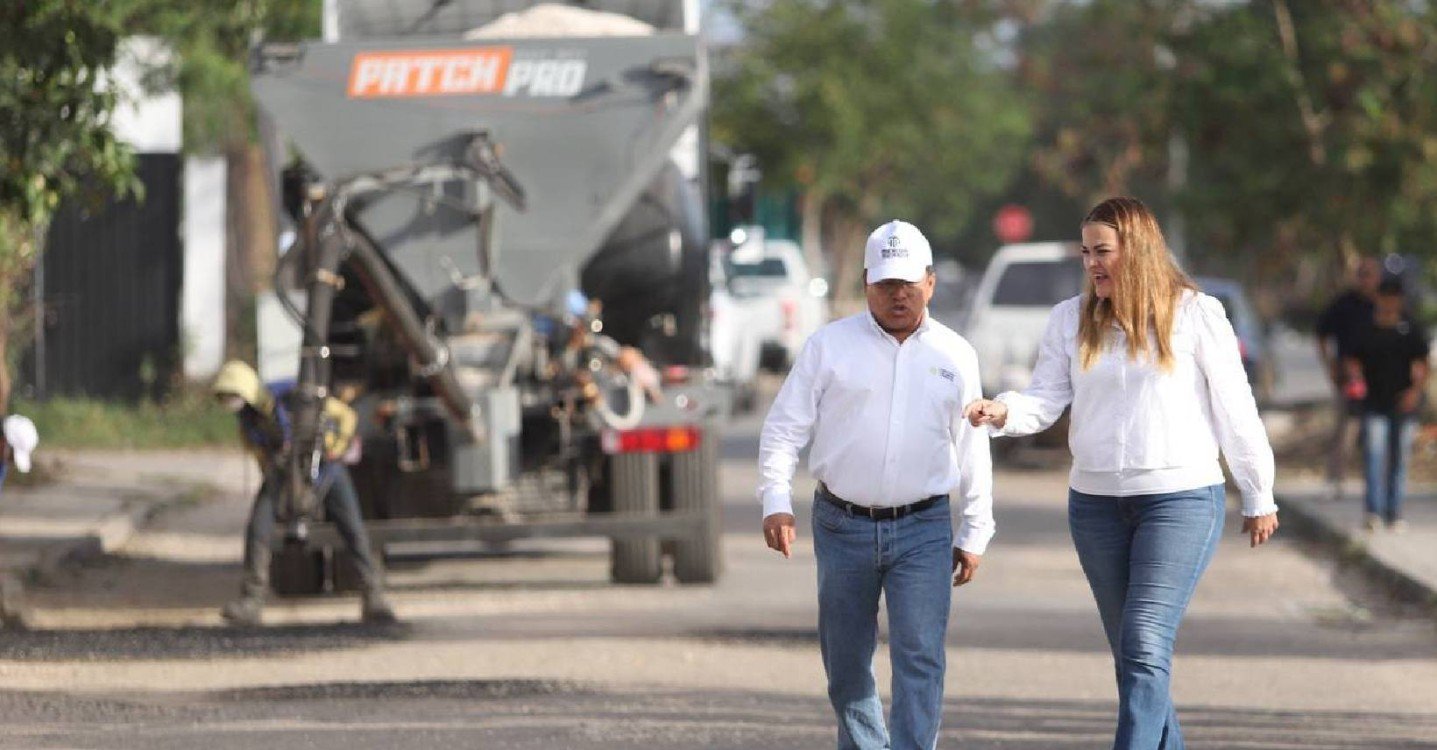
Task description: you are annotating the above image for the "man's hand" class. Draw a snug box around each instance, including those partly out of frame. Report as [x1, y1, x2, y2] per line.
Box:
[1398, 386, 1422, 414]
[763, 513, 797, 558]
[952, 548, 981, 586]
[963, 399, 1008, 429]
[1242, 513, 1279, 548]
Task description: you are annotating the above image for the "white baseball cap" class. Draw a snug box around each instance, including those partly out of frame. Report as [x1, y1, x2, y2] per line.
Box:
[864, 220, 933, 284]
[3, 414, 38, 473]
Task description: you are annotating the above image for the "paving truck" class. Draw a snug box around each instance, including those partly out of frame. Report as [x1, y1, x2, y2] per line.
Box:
[247, 0, 724, 592]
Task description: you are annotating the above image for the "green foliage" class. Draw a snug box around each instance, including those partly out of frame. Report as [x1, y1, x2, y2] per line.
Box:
[1175, 1, 1437, 271]
[713, 0, 1033, 244]
[13, 389, 236, 449]
[117, 0, 321, 152]
[0, 0, 139, 408]
[1015, 0, 1437, 282]
[1019, 0, 1184, 203]
[0, 1, 138, 237]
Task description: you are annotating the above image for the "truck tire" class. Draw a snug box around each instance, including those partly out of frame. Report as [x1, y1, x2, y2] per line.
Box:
[609, 453, 662, 584]
[269, 543, 326, 597]
[670, 427, 722, 584]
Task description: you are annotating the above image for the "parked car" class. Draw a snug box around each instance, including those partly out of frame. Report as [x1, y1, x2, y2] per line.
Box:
[963, 241, 1084, 396]
[721, 228, 829, 373]
[1195, 276, 1276, 402]
[708, 243, 763, 412]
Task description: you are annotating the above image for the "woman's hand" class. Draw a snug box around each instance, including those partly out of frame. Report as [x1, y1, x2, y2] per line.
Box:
[1242, 513, 1279, 548]
[963, 399, 1009, 429]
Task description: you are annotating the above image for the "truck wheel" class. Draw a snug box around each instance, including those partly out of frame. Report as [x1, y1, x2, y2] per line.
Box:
[610, 453, 662, 584]
[269, 543, 326, 597]
[670, 427, 722, 584]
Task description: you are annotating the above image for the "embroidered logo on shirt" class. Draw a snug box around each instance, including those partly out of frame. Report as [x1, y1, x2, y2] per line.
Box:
[930, 366, 955, 382]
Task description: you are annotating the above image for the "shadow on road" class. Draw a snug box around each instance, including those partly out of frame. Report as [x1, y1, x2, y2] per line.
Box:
[1, 684, 1433, 749]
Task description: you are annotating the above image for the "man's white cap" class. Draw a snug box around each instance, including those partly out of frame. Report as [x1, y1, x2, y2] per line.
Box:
[3, 414, 37, 473]
[864, 220, 933, 284]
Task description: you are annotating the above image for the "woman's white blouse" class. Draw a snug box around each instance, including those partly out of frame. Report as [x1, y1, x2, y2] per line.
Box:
[995, 291, 1277, 517]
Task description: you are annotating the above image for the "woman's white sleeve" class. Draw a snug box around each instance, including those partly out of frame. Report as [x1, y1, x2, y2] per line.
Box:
[994, 303, 1074, 437]
[1194, 295, 1278, 516]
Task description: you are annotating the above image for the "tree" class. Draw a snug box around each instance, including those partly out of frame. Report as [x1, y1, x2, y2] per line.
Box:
[713, 0, 1033, 301]
[118, 0, 321, 358]
[1016, 0, 1185, 204]
[1175, 0, 1437, 287]
[0, 0, 137, 411]
[1012, 0, 1437, 307]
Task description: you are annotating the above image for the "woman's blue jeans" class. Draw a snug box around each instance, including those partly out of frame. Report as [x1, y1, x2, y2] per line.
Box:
[1361, 412, 1417, 523]
[1068, 485, 1225, 750]
[813, 492, 954, 750]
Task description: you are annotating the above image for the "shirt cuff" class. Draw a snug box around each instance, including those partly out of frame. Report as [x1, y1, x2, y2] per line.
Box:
[762, 488, 795, 518]
[1242, 495, 1279, 517]
[954, 523, 993, 556]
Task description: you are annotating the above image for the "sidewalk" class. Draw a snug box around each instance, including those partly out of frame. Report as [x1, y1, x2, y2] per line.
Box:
[0, 449, 250, 629]
[1277, 477, 1437, 617]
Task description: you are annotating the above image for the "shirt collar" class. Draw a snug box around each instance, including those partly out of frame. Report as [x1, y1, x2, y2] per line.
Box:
[866, 308, 932, 342]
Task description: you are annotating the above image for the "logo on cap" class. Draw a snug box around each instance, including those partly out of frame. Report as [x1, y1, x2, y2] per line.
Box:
[883, 232, 908, 259]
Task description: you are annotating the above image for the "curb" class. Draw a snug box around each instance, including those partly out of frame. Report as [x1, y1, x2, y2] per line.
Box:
[0, 488, 182, 631]
[1277, 493, 1437, 620]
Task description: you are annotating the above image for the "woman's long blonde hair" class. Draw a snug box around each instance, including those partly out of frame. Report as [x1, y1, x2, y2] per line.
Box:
[1078, 197, 1196, 371]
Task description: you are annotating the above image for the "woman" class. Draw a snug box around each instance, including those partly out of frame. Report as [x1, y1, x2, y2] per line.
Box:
[965, 197, 1279, 749]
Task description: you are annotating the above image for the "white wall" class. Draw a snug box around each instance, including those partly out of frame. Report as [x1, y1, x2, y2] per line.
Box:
[108, 36, 182, 154]
[181, 157, 227, 379]
[257, 290, 306, 384]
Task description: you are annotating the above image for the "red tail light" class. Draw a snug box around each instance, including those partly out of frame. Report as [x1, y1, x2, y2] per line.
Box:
[601, 426, 702, 454]
[661, 365, 691, 384]
[781, 299, 798, 331]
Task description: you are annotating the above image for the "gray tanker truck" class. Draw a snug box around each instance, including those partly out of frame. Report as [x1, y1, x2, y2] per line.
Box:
[248, 0, 724, 592]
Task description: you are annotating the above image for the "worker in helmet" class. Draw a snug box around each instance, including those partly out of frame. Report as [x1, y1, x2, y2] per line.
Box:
[213, 360, 395, 626]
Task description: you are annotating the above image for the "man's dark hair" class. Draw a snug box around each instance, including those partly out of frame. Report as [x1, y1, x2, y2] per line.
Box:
[1377, 277, 1405, 296]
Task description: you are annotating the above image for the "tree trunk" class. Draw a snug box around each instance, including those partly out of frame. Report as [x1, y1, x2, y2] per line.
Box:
[799, 190, 825, 279]
[826, 213, 872, 318]
[0, 209, 44, 414]
[224, 142, 279, 362]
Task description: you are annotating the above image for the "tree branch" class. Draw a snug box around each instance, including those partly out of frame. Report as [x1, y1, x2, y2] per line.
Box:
[1272, 0, 1329, 166]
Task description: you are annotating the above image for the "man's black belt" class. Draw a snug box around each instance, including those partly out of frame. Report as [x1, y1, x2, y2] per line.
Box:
[817, 482, 944, 520]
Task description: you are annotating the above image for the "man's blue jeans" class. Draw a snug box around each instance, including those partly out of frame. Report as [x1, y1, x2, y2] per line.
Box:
[812, 492, 953, 750]
[1361, 412, 1417, 523]
[1068, 485, 1224, 750]
[242, 463, 383, 598]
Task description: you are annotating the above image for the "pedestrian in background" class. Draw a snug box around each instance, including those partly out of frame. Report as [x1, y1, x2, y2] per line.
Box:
[1343, 277, 1429, 533]
[758, 220, 993, 750]
[965, 196, 1278, 750]
[1316, 256, 1381, 499]
[0, 414, 38, 491]
[212, 361, 395, 626]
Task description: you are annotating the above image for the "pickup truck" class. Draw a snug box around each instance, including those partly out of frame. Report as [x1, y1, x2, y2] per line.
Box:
[720, 228, 829, 373]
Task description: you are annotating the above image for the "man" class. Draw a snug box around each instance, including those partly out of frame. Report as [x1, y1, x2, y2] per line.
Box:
[212, 360, 395, 626]
[1316, 256, 1380, 498]
[1343, 277, 1429, 532]
[758, 220, 994, 750]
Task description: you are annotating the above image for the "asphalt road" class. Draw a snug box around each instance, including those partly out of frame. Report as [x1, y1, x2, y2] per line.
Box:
[7, 397, 1437, 749]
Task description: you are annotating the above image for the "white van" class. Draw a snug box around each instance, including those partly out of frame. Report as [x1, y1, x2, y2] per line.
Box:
[964, 242, 1084, 396]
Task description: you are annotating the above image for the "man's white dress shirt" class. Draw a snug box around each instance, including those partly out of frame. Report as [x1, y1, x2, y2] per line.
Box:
[995, 291, 1278, 517]
[758, 312, 996, 555]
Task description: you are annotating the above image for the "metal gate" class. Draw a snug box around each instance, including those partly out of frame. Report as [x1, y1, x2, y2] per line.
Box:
[30, 154, 183, 401]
